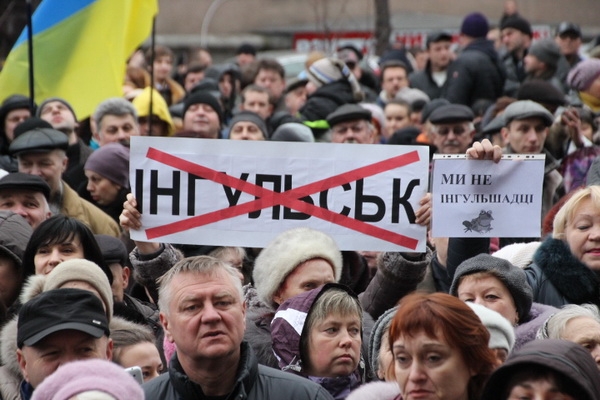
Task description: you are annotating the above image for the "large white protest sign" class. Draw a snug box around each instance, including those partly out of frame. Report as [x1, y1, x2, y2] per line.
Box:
[431, 154, 545, 238]
[129, 137, 430, 252]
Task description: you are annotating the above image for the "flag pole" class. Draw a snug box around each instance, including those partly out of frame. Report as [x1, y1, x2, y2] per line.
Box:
[148, 16, 156, 136]
[25, 0, 35, 112]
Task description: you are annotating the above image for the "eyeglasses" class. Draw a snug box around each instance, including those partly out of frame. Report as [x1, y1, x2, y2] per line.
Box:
[432, 124, 469, 136]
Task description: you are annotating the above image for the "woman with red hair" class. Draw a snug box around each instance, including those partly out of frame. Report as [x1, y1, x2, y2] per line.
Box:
[389, 292, 496, 400]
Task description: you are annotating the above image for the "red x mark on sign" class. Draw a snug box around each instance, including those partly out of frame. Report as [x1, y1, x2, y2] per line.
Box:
[144, 147, 422, 250]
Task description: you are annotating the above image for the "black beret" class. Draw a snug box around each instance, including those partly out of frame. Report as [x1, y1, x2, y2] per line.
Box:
[326, 104, 372, 127]
[428, 104, 474, 124]
[9, 127, 68, 156]
[0, 173, 51, 199]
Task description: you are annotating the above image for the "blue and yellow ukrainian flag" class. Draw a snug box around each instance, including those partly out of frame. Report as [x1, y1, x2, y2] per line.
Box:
[0, 0, 158, 119]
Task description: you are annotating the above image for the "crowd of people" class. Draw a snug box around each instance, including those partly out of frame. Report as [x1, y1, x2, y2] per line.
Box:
[0, 0, 600, 399]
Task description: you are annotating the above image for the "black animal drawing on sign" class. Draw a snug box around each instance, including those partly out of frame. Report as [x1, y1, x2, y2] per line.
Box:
[463, 210, 494, 233]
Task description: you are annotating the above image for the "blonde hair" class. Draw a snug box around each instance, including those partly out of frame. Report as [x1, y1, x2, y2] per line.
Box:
[553, 186, 600, 239]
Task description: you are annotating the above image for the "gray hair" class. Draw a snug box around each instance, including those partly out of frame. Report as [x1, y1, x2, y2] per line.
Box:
[538, 304, 600, 339]
[157, 255, 244, 314]
[93, 97, 138, 132]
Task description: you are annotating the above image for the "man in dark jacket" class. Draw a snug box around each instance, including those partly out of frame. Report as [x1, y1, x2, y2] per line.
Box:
[410, 31, 453, 100]
[444, 12, 505, 107]
[500, 15, 533, 96]
[142, 256, 332, 400]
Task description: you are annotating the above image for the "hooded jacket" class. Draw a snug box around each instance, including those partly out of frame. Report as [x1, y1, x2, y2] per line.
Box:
[142, 342, 333, 400]
[271, 284, 365, 399]
[482, 339, 600, 400]
[132, 86, 175, 136]
[444, 38, 506, 107]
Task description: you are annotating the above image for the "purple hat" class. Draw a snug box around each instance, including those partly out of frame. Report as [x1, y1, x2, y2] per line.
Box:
[567, 59, 600, 91]
[461, 12, 489, 38]
[84, 143, 130, 188]
[31, 359, 144, 400]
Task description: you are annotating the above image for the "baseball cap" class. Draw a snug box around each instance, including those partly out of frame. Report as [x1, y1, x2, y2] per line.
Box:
[17, 288, 110, 348]
[556, 22, 582, 38]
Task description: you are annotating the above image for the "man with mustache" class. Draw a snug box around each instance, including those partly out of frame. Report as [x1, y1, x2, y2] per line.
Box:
[427, 103, 476, 155]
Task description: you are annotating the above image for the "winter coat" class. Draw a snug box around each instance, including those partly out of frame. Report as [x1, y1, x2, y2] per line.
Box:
[299, 80, 358, 139]
[142, 342, 334, 400]
[409, 61, 449, 100]
[346, 381, 400, 400]
[63, 139, 93, 191]
[444, 38, 505, 107]
[525, 237, 600, 308]
[501, 51, 526, 98]
[359, 249, 433, 320]
[482, 339, 600, 400]
[60, 181, 120, 237]
[129, 243, 183, 303]
[513, 302, 557, 351]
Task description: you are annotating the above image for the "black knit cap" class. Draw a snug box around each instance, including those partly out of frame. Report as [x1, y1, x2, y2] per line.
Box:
[0, 95, 32, 125]
[500, 15, 532, 36]
[450, 253, 533, 323]
[183, 90, 224, 125]
[517, 79, 567, 106]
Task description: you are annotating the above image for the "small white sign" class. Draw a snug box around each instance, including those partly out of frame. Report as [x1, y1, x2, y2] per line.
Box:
[431, 154, 545, 238]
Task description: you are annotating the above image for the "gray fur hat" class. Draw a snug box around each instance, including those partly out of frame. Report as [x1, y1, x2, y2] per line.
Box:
[450, 254, 533, 323]
[368, 305, 398, 377]
[253, 227, 343, 308]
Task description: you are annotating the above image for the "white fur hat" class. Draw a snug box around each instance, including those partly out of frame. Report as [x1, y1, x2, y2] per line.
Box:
[466, 301, 515, 353]
[253, 227, 343, 308]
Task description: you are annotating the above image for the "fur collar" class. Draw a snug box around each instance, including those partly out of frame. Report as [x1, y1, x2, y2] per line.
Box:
[533, 238, 600, 305]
